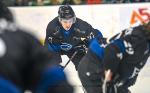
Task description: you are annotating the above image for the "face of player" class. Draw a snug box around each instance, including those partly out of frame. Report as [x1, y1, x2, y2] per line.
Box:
[60, 18, 74, 31]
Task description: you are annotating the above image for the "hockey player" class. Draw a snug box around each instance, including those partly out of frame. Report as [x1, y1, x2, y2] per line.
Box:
[78, 21, 150, 93]
[103, 21, 150, 93]
[44, 5, 100, 70]
[78, 32, 106, 93]
[0, 1, 73, 93]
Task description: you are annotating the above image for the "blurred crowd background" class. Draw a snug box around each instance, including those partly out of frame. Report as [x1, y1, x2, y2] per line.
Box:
[4, 0, 150, 6]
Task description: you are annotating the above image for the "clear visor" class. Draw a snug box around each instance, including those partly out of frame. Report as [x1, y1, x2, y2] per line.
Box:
[59, 17, 76, 24]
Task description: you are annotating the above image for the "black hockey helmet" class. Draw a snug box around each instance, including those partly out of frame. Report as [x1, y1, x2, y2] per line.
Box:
[0, 1, 14, 22]
[58, 5, 76, 23]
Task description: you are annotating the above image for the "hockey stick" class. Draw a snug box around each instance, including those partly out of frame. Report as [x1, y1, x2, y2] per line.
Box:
[102, 70, 111, 93]
[63, 51, 78, 69]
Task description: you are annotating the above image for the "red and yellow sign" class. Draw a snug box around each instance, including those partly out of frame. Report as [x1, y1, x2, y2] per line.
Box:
[130, 8, 150, 26]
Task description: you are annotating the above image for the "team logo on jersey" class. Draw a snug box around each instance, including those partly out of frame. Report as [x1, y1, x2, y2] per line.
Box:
[60, 43, 72, 51]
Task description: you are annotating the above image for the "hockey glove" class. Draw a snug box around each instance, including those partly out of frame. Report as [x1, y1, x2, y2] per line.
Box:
[103, 79, 127, 93]
[105, 82, 119, 93]
[73, 36, 89, 46]
[102, 70, 121, 93]
[73, 45, 87, 53]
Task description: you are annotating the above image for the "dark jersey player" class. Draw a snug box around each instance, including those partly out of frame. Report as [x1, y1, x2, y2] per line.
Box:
[44, 5, 102, 70]
[78, 21, 150, 93]
[78, 34, 106, 93]
[103, 21, 150, 93]
[0, 1, 73, 93]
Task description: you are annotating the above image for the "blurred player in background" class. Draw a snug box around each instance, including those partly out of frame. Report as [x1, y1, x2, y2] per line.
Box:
[0, 1, 73, 93]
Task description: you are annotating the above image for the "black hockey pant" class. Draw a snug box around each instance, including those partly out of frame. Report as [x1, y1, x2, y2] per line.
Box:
[78, 50, 103, 93]
[78, 50, 131, 93]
